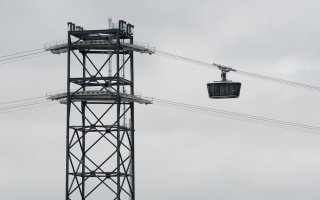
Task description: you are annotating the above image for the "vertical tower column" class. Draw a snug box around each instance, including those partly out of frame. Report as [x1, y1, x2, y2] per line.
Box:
[65, 20, 136, 200]
[45, 19, 154, 200]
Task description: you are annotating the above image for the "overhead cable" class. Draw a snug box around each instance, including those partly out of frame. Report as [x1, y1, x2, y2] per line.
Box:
[152, 98, 320, 135]
[155, 50, 320, 92]
[0, 50, 47, 62]
[0, 96, 46, 105]
[1, 43, 320, 92]
[0, 52, 51, 66]
[0, 96, 54, 116]
[1, 92, 320, 135]
[0, 48, 44, 59]
[0, 102, 56, 116]
[0, 100, 50, 111]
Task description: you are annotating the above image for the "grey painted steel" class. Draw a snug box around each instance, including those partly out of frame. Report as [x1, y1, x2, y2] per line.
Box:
[62, 20, 138, 200]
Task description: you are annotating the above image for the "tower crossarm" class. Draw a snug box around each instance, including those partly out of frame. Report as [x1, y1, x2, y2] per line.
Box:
[44, 39, 155, 54]
[46, 90, 153, 105]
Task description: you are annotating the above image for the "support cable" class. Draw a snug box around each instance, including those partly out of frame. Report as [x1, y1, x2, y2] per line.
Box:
[152, 98, 320, 135]
[0, 96, 46, 105]
[1, 44, 320, 92]
[1, 93, 320, 135]
[0, 96, 50, 115]
[0, 50, 46, 62]
[0, 103, 56, 116]
[155, 50, 320, 92]
[0, 48, 44, 59]
[0, 100, 50, 111]
[0, 52, 50, 66]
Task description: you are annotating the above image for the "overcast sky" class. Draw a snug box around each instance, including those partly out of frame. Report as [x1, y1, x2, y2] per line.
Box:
[1, 0, 320, 200]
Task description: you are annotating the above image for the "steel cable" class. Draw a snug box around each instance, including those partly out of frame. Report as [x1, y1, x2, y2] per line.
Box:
[152, 98, 320, 135]
[0, 102, 56, 116]
[1, 92, 319, 135]
[0, 50, 47, 62]
[155, 50, 320, 92]
[0, 96, 46, 105]
[0, 48, 44, 59]
[0, 100, 50, 111]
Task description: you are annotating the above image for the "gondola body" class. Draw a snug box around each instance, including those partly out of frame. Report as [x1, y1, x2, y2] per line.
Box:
[207, 81, 241, 99]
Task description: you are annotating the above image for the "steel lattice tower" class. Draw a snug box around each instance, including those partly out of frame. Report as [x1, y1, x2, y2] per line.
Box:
[47, 20, 153, 200]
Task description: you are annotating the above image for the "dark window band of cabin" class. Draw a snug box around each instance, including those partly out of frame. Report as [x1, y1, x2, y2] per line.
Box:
[207, 82, 241, 99]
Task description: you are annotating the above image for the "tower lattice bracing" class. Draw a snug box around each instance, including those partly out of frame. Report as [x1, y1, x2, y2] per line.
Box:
[47, 20, 153, 200]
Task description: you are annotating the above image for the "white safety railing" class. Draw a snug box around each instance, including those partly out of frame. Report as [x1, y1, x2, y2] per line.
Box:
[132, 41, 156, 52]
[46, 88, 153, 103]
[44, 40, 68, 50]
[44, 38, 155, 54]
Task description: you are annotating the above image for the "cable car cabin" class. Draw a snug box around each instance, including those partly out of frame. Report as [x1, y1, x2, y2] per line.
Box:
[207, 81, 241, 99]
